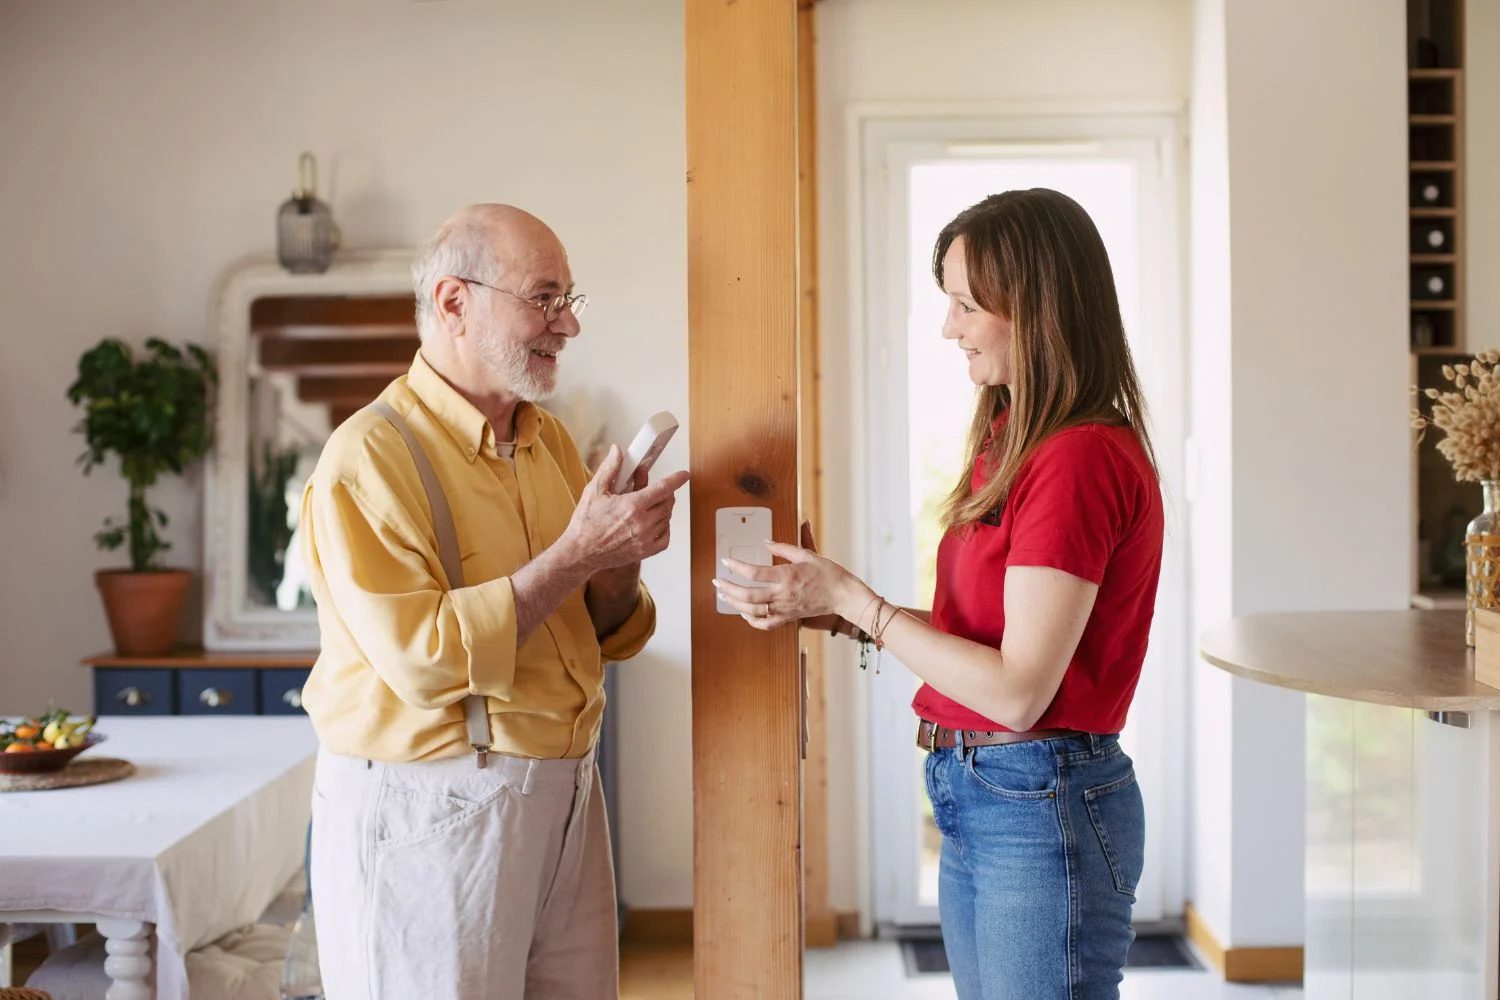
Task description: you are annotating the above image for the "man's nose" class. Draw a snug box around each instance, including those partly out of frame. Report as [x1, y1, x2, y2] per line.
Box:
[552, 309, 582, 337]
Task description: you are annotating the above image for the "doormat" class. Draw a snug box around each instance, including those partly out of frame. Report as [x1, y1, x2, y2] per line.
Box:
[900, 933, 1202, 976]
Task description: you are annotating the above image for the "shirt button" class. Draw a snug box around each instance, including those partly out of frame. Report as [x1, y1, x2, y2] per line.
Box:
[466, 447, 476, 457]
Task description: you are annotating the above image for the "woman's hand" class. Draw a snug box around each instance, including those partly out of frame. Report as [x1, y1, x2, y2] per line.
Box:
[713, 520, 872, 631]
[793, 521, 843, 634]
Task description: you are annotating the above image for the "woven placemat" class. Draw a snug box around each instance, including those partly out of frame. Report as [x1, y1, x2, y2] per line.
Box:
[0, 757, 135, 793]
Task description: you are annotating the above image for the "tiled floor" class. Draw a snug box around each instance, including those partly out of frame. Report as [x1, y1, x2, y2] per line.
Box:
[803, 940, 1304, 999]
[622, 939, 1305, 999]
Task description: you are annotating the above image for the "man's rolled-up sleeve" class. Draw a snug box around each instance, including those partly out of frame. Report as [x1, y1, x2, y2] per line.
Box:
[597, 582, 656, 662]
[308, 478, 519, 707]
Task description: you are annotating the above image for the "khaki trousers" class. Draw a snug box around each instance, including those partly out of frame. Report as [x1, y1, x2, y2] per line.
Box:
[310, 745, 617, 1000]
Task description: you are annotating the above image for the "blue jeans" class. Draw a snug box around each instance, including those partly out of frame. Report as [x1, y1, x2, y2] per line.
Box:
[924, 732, 1144, 1000]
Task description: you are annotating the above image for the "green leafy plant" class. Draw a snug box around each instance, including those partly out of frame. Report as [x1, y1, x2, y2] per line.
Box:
[66, 338, 217, 572]
[247, 440, 301, 606]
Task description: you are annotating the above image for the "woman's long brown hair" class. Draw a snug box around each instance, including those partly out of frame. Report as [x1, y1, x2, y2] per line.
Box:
[934, 188, 1158, 530]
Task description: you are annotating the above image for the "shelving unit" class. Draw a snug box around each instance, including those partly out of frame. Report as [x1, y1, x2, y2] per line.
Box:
[1409, 0, 1473, 609]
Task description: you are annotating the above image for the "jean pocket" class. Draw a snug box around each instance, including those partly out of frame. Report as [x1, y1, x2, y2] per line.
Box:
[965, 747, 1059, 801]
[1084, 771, 1145, 896]
[373, 780, 506, 850]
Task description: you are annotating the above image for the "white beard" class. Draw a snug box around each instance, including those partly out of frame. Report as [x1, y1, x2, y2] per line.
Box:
[475, 326, 557, 402]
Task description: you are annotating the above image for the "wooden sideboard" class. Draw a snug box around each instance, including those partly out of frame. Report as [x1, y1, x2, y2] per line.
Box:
[84, 649, 316, 717]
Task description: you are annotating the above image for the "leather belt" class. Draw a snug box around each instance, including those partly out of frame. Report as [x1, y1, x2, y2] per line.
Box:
[917, 719, 1087, 752]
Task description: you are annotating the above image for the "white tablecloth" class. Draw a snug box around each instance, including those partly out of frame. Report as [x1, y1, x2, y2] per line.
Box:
[0, 715, 318, 999]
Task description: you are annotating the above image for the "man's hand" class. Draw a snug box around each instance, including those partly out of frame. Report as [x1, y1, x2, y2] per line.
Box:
[511, 447, 688, 649]
[562, 445, 690, 574]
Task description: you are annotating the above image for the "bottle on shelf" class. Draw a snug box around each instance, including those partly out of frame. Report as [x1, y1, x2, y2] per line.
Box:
[1413, 314, 1437, 348]
[1416, 36, 1442, 69]
[1412, 265, 1454, 301]
[1411, 175, 1448, 206]
[1412, 221, 1451, 252]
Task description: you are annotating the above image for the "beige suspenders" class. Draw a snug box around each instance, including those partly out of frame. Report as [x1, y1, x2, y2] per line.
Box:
[368, 401, 494, 768]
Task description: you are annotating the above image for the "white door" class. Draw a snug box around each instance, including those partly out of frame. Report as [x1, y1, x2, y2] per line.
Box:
[861, 114, 1188, 929]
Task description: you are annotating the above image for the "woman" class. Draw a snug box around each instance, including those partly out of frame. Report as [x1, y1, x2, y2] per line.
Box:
[715, 188, 1165, 1000]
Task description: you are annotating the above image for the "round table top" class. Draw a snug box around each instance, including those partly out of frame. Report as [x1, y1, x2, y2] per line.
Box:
[1198, 609, 1500, 711]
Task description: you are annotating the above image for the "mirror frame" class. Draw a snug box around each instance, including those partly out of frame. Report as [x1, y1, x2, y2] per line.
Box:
[203, 248, 416, 651]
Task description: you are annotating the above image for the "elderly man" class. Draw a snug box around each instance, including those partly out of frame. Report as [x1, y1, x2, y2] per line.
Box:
[300, 204, 688, 999]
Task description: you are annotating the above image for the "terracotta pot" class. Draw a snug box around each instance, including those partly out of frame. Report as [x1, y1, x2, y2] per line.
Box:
[94, 569, 192, 657]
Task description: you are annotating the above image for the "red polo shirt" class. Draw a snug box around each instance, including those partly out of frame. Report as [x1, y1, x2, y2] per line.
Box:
[911, 420, 1164, 735]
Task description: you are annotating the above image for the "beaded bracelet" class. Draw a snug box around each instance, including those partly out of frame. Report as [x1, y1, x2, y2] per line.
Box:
[827, 594, 899, 674]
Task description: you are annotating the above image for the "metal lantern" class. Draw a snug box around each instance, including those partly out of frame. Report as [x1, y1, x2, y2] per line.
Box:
[276, 152, 340, 274]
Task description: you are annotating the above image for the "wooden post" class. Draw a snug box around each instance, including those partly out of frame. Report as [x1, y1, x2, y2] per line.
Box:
[797, 0, 837, 952]
[687, 0, 804, 996]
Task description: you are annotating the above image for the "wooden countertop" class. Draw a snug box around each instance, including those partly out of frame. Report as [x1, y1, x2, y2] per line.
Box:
[1198, 609, 1500, 711]
[83, 648, 317, 669]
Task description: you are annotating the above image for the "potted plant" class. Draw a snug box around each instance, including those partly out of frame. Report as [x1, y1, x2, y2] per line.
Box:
[67, 337, 217, 656]
[1413, 350, 1500, 645]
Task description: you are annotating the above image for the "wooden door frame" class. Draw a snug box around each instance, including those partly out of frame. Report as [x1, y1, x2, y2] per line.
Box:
[686, 0, 811, 993]
[797, 0, 836, 952]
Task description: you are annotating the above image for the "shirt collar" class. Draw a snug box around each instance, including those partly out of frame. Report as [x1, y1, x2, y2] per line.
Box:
[406, 352, 543, 462]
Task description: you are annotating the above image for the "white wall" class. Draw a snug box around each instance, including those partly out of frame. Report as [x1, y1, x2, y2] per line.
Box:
[0, 0, 1449, 932]
[1188, 0, 1412, 948]
[816, 0, 1193, 915]
[1468, 0, 1500, 350]
[1188, 0, 1237, 940]
[0, 0, 693, 909]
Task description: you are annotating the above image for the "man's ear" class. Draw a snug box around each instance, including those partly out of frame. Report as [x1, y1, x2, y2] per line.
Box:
[433, 276, 468, 336]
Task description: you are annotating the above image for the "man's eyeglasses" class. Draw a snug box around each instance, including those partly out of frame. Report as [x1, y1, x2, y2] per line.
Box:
[455, 276, 588, 323]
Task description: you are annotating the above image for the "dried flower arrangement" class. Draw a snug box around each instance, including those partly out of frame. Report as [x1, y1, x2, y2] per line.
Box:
[1412, 350, 1500, 483]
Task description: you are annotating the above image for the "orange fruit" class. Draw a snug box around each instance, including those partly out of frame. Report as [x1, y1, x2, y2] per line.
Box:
[14, 726, 38, 740]
[34, 741, 52, 751]
[4, 742, 35, 753]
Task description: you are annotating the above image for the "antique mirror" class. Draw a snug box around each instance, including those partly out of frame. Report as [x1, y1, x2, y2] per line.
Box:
[203, 249, 417, 650]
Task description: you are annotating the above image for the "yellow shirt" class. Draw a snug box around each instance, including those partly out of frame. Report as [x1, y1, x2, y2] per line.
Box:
[299, 353, 655, 762]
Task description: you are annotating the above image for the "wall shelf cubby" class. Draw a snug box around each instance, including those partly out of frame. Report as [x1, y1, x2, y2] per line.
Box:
[1408, 0, 1471, 610]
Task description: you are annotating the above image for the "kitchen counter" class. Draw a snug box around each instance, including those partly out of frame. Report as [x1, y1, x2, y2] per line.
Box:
[1199, 609, 1500, 713]
[1199, 608, 1500, 999]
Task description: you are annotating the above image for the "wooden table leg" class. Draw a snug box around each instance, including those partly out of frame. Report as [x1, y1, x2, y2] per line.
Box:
[1, 923, 12, 988]
[97, 918, 153, 1000]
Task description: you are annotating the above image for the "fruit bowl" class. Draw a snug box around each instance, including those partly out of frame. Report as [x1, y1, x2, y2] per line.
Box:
[0, 733, 107, 775]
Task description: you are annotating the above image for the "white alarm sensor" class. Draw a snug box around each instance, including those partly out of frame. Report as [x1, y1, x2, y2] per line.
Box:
[613, 411, 680, 493]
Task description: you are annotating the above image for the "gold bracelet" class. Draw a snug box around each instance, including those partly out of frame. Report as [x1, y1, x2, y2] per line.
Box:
[855, 594, 881, 639]
[868, 599, 891, 673]
[872, 600, 900, 648]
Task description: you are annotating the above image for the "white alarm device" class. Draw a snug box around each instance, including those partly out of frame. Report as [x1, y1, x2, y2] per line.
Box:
[612, 411, 679, 493]
[715, 506, 773, 614]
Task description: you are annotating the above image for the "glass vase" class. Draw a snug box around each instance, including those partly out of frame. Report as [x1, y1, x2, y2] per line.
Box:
[281, 896, 323, 1000]
[281, 820, 323, 1000]
[1464, 479, 1500, 646]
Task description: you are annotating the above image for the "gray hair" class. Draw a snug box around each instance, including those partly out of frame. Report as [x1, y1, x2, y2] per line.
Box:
[410, 214, 498, 340]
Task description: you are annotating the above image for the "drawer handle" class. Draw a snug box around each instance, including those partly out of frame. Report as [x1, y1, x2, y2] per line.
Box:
[282, 688, 303, 709]
[116, 686, 150, 708]
[199, 687, 233, 709]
